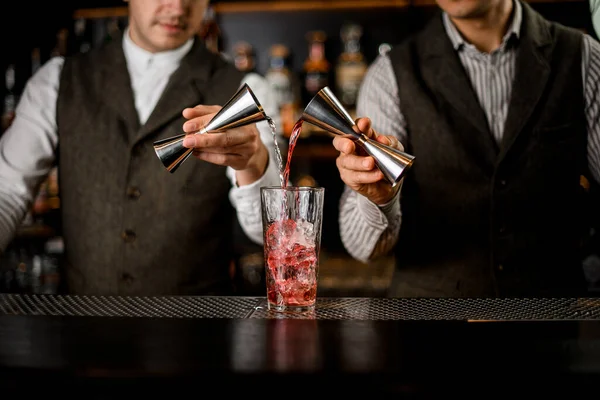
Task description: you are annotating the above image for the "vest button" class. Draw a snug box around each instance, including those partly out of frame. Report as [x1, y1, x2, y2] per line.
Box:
[127, 187, 141, 199]
[121, 230, 136, 243]
[499, 179, 507, 187]
[498, 264, 504, 271]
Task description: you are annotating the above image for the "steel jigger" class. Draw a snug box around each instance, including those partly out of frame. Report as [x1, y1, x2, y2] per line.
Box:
[153, 83, 268, 173]
[302, 86, 415, 187]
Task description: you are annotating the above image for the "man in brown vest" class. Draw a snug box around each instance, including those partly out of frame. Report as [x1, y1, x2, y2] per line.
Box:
[336, 0, 600, 297]
[0, 0, 282, 295]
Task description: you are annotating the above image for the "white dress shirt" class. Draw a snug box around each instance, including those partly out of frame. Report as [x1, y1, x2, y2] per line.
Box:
[0, 30, 282, 253]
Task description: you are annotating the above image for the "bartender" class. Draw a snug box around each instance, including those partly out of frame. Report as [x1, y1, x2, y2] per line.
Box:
[0, 0, 281, 295]
[336, 0, 600, 297]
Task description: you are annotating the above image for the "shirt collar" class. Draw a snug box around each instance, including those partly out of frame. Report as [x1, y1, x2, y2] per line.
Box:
[122, 27, 194, 72]
[442, 0, 522, 51]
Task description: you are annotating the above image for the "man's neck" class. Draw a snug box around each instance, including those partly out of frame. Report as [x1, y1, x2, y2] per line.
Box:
[450, 0, 514, 53]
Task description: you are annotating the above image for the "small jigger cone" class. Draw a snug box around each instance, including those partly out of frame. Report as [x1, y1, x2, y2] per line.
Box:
[153, 83, 268, 173]
[302, 86, 415, 187]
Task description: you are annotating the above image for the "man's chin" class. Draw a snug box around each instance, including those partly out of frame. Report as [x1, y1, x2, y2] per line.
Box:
[446, 5, 489, 19]
[148, 39, 186, 52]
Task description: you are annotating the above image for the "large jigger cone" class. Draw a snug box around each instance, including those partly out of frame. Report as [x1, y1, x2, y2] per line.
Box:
[302, 87, 415, 187]
[153, 83, 267, 173]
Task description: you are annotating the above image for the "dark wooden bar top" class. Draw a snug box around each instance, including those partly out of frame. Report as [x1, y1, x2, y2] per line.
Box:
[2, 295, 600, 397]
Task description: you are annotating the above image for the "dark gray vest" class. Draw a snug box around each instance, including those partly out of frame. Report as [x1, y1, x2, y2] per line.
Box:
[56, 36, 246, 295]
[388, 2, 589, 297]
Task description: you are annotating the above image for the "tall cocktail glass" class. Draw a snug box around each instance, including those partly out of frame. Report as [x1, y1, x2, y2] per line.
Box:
[260, 186, 325, 312]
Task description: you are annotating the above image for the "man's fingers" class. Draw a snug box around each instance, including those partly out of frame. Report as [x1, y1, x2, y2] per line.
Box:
[376, 135, 404, 151]
[192, 151, 243, 166]
[191, 143, 247, 155]
[341, 169, 384, 186]
[333, 137, 356, 154]
[336, 154, 376, 171]
[376, 135, 391, 146]
[356, 117, 374, 138]
[182, 130, 248, 149]
[182, 105, 222, 119]
[183, 115, 212, 133]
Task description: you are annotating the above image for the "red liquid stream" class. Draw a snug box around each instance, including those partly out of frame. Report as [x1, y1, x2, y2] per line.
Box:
[281, 119, 304, 188]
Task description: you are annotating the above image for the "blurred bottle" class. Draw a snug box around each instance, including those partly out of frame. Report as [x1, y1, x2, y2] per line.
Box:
[200, 6, 221, 54]
[2, 64, 17, 133]
[32, 179, 50, 217]
[40, 237, 63, 294]
[74, 18, 92, 54]
[303, 31, 330, 137]
[31, 48, 41, 76]
[265, 44, 301, 138]
[303, 30, 330, 100]
[45, 166, 60, 212]
[51, 28, 69, 58]
[336, 23, 367, 110]
[233, 41, 256, 73]
[104, 17, 121, 43]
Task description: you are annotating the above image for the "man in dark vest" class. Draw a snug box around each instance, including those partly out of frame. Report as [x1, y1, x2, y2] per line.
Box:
[0, 0, 282, 295]
[335, 0, 600, 297]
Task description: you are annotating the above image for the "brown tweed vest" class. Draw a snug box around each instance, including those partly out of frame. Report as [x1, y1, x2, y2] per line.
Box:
[388, 2, 589, 297]
[56, 36, 246, 295]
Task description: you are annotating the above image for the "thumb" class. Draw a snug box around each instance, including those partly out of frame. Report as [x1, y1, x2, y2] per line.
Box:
[376, 135, 392, 145]
[376, 135, 404, 151]
[355, 117, 375, 139]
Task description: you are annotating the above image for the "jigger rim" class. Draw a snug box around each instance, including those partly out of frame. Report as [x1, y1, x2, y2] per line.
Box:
[301, 86, 362, 140]
[303, 86, 350, 116]
[392, 164, 413, 187]
[304, 86, 346, 112]
[243, 83, 265, 114]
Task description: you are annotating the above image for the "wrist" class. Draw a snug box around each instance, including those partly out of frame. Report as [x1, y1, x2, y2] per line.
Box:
[375, 179, 403, 207]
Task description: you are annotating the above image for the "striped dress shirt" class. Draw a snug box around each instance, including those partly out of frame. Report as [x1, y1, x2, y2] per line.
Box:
[338, 1, 600, 262]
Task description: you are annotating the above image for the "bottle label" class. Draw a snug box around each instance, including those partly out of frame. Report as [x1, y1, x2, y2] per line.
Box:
[305, 72, 328, 95]
[336, 63, 367, 106]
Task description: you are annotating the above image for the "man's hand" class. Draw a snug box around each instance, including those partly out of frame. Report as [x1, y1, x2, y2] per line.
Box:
[333, 117, 403, 205]
[181, 105, 269, 186]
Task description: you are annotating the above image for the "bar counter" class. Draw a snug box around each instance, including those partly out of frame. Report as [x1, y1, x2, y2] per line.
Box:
[2, 294, 600, 396]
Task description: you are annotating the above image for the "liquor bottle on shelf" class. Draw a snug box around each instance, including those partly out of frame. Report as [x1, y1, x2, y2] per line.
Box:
[303, 30, 330, 100]
[265, 44, 301, 138]
[233, 41, 256, 73]
[303, 31, 330, 137]
[335, 23, 368, 111]
[39, 237, 63, 294]
[0, 246, 32, 294]
[74, 18, 92, 54]
[104, 17, 121, 43]
[32, 165, 60, 217]
[31, 48, 41, 76]
[50, 28, 69, 58]
[200, 6, 221, 54]
[2, 64, 17, 133]
[0, 235, 62, 294]
[32, 179, 50, 217]
[46, 166, 60, 211]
